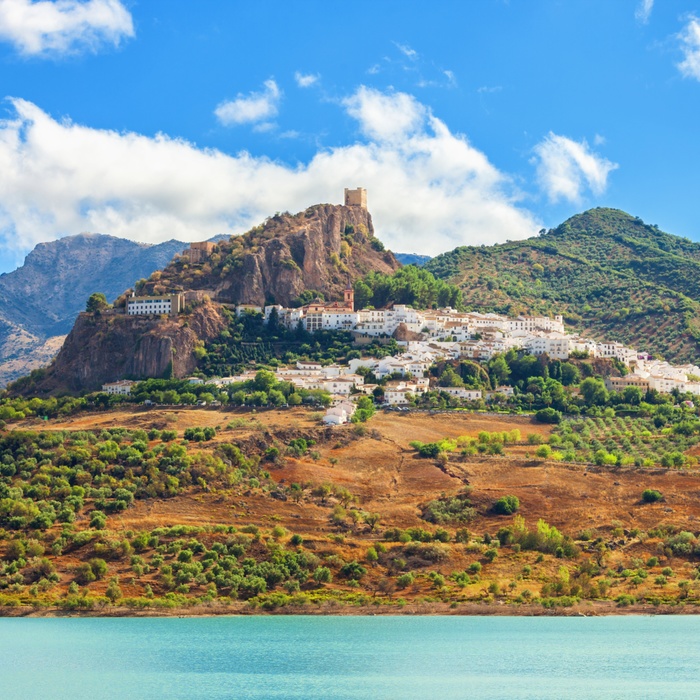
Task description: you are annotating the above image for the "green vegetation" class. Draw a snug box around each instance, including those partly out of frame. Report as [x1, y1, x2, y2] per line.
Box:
[199, 307, 401, 379]
[353, 265, 462, 311]
[642, 489, 664, 503]
[424, 208, 700, 364]
[85, 293, 109, 313]
[493, 495, 520, 515]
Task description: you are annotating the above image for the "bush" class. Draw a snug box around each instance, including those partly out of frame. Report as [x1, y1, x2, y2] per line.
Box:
[313, 566, 332, 584]
[422, 491, 475, 524]
[642, 489, 663, 503]
[484, 548, 498, 563]
[493, 495, 520, 515]
[396, 572, 414, 589]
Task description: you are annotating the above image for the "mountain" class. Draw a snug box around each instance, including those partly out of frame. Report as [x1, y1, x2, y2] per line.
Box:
[0, 234, 186, 386]
[425, 207, 700, 363]
[394, 253, 431, 267]
[27, 203, 399, 393]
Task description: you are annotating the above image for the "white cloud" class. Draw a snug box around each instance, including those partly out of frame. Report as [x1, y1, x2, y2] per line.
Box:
[532, 132, 618, 204]
[342, 86, 427, 143]
[0, 91, 541, 264]
[635, 0, 653, 24]
[294, 71, 319, 88]
[214, 79, 281, 126]
[678, 16, 700, 81]
[394, 41, 417, 59]
[0, 0, 133, 56]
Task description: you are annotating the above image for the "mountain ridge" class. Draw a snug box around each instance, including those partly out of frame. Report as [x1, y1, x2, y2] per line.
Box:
[0, 234, 187, 386]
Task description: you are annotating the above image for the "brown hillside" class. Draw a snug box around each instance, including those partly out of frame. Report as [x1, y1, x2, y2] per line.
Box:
[6, 407, 700, 615]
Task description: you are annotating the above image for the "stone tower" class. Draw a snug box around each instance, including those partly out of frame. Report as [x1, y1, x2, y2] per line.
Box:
[344, 187, 367, 210]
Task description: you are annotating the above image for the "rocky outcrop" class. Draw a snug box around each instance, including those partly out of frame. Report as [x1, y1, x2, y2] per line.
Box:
[28, 302, 226, 394]
[145, 204, 400, 307]
[393, 323, 425, 342]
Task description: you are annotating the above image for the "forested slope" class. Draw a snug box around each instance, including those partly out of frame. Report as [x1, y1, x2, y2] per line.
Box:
[425, 208, 700, 363]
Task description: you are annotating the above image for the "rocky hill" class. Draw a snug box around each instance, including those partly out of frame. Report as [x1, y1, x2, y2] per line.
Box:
[0, 234, 186, 386]
[27, 204, 398, 393]
[135, 204, 398, 307]
[425, 208, 700, 364]
[25, 301, 226, 395]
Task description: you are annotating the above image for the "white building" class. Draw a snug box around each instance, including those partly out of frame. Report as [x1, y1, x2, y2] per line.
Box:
[127, 293, 184, 316]
[438, 387, 483, 400]
[323, 400, 356, 425]
[102, 380, 136, 395]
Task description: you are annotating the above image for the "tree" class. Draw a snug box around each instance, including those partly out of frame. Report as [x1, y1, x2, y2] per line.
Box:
[560, 362, 580, 386]
[366, 547, 379, 565]
[535, 408, 562, 424]
[365, 512, 381, 532]
[488, 355, 511, 387]
[340, 560, 367, 580]
[313, 566, 332, 584]
[623, 386, 643, 406]
[86, 292, 109, 313]
[105, 576, 122, 604]
[580, 377, 609, 406]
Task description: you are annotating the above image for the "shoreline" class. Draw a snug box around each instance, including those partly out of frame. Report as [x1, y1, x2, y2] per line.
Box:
[2, 600, 699, 618]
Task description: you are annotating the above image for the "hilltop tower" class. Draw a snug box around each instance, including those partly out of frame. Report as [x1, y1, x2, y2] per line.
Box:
[344, 187, 367, 210]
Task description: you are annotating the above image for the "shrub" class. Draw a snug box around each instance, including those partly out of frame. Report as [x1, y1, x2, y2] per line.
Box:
[313, 566, 332, 584]
[422, 491, 475, 524]
[396, 572, 414, 589]
[484, 548, 498, 563]
[641, 489, 663, 503]
[493, 495, 520, 515]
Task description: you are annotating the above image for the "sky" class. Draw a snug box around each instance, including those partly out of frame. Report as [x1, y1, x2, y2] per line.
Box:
[0, 0, 699, 273]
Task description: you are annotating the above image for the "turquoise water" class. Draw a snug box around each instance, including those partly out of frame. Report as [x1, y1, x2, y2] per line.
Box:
[1, 615, 699, 699]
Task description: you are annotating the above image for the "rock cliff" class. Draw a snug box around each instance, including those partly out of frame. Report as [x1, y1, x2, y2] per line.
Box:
[28, 302, 226, 394]
[141, 204, 399, 307]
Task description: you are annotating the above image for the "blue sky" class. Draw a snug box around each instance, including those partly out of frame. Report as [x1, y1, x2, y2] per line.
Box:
[0, 0, 699, 272]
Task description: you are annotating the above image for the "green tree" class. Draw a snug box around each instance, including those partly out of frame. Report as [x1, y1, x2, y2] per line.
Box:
[105, 576, 122, 604]
[86, 292, 109, 313]
[580, 377, 609, 406]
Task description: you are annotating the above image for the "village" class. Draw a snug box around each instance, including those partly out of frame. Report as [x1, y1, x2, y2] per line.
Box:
[108, 289, 700, 426]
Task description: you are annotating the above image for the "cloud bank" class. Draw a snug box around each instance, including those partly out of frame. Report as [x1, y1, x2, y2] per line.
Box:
[532, 132, 618, 204]
[0, 88, 542, 264]
[0, 0, 133, 56]
[678, 16, 700, 81]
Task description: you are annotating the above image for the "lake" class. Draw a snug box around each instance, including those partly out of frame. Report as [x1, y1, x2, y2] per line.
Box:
[1, 615, 699, 699]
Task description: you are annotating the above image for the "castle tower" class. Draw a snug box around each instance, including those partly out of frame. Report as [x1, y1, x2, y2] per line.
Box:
[344, 187, 367, 210]
[344, 284, 355, 311]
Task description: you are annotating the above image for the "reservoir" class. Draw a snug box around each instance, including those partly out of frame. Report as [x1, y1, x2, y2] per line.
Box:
[1, 615, 698, 699]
